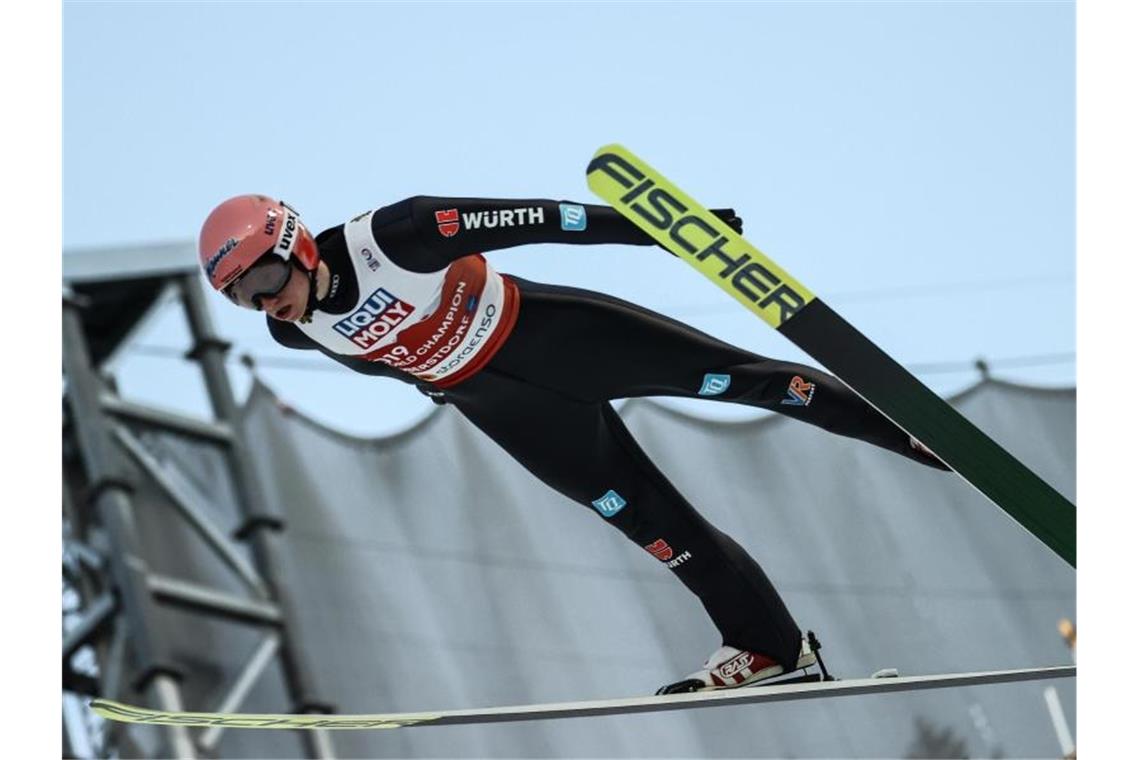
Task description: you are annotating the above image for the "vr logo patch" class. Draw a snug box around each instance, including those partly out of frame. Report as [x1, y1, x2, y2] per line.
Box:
[781, 375, 816, 406]
[699, 373, 731, 396]
[591, 489, 627, 518]
[559, 203, 587, 231]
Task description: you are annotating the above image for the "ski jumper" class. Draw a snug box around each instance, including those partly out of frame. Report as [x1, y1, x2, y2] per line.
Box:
[268, 196, 943, 670]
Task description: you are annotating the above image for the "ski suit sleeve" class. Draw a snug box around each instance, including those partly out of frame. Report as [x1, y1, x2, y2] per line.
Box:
[370, 195, 742, 273]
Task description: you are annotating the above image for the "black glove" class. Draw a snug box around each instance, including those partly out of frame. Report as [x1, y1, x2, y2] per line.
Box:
[712, 208, 744, 234]
[655, 207, 743, 256]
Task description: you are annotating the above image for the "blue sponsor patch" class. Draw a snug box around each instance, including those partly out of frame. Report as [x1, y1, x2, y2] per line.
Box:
[559, 203, 587, 232]
[591, 489, 627, 518]
[466, 294, 479, 312]
[698, 373, 731, 396]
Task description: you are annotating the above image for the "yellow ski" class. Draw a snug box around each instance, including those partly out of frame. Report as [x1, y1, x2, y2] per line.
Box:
[587, 144, 1075, 567]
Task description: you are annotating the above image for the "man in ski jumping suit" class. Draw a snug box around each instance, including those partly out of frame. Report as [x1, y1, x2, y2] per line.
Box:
[198, 194, 948, 694]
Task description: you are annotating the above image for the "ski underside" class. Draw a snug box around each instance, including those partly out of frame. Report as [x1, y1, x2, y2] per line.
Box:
[89, 665, 1073, 731]
[586, 144, 1075, 567]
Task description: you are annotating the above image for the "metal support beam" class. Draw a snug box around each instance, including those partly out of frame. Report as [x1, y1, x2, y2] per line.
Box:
[197, 633, 336, 757]
[197, 634, 281, 753]
[64, 539, 106, 574]
[179, 274, 334, 758]
[65, 275, 335, 759]
[151, 676, 198, 758]
[113, 424, 269, 597]
[63, 300, 184, 697]
[63, 592, 117, 663]
[101, 394, 233, 446]
[65, 296, 194, 755]
[101, 620, 129, 703]
[148, 575, 282, 626]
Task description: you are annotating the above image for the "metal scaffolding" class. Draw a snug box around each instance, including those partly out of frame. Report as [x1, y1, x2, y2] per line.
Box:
[62, 267, 336, 759]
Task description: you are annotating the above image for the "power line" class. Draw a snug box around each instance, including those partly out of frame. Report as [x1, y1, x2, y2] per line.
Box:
[662, 272, 1074, 317]
[122, 343, 1074, 378]
[118, 271, 1074, 377]
[124, 345, 349, 373]
[909, 352, 1074, 375]
[118, 267, 1074, 376]
[829, 272, 1073, 304]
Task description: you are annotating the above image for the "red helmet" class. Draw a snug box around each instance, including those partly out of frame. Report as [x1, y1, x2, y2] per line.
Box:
[198, 195, 320, 292]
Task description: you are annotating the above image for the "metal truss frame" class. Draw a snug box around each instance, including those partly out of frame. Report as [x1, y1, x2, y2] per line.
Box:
[62, 274, 337, 759]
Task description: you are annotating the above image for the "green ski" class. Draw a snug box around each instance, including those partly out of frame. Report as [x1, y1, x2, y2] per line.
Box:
[586, 144, 1075, 567]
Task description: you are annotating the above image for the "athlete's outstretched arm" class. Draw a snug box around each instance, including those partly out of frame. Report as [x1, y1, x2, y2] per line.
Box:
[370, 195, 741, 273]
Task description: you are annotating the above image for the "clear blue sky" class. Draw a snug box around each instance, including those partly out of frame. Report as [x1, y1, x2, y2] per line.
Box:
[63, 1, 1075, 436]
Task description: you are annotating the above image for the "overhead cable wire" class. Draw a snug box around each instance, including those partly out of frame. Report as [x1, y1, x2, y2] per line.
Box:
[118, 270, 1075, 376]
[666, 272, 1075, 316]
[122, 343, 1074, 377]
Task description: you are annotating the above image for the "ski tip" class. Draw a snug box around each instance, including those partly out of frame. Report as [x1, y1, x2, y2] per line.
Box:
[592, 142, 626, 156]
[88, 698, 121, 721]
[588, 143, 632, 168]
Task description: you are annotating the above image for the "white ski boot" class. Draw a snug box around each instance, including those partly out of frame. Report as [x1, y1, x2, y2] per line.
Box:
[656, 635, 819, 694]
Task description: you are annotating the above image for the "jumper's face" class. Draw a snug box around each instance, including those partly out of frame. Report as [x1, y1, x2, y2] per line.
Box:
[259, 264, 310, 322]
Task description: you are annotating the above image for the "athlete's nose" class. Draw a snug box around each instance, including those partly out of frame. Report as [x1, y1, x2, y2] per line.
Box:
[259, 290, 285, 310]
[260, 294, 293, 321]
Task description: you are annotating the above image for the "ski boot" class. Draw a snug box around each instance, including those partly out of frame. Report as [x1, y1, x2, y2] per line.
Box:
[656, 631, 829, 694]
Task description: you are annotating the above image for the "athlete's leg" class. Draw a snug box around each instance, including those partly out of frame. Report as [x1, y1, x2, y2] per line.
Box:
[496, 277, 944, 468]
[445, 368, 805, 669]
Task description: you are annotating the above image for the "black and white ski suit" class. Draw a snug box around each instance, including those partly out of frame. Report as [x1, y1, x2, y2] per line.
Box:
[267, 196, 944, 670]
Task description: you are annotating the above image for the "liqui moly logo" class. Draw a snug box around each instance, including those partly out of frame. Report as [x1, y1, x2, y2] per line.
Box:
[435, 207, 545, 236]
[333, 287, 414, 350]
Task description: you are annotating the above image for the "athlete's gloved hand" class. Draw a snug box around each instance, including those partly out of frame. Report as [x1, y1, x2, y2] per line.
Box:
[656, 208, 744, 256]
[711, 208, 744, 234]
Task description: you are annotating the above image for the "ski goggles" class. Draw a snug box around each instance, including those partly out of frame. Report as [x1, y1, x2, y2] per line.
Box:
[224, 254, 292, 310]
